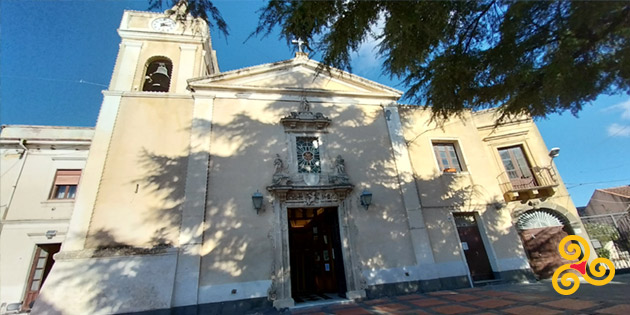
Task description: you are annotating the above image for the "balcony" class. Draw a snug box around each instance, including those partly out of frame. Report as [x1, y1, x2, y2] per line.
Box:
[498, 166, 559, 202]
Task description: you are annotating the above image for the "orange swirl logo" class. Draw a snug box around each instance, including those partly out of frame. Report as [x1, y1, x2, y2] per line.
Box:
[552, 235, 616, 295]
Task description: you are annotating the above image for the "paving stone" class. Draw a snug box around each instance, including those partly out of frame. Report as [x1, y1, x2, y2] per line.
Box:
[329, 303, 358, 310]
[541, 298, 598, 310]
[372, 303, 411, 312]
[397, 294, 426, 300]
[503, 305, 562, 315]
[477, 290, 515, 297]
[332, 307, 372, 315]
[291, 307, 323, 314]
[428, 290, 458, 296]
[364, 298, 391, 305]
[442, 293, 478, 302]
[457, 287, 483, 293]
[596, 304, 630, 314]
[467, 298, 516, 308]
[502, 294, 550, 302]
[397, 310, 431, 315]
[431, 304, 478, 314]
[408, 298, 448, 307]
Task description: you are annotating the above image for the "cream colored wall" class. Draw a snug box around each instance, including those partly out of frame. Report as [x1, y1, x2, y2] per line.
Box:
[400, 108, 532, 266]
[199, 97, 413, 287]
[85, 96, 193, 248]
[0, 150, 21, 220]
[325, 103, 415, 270]
[4, 151, 87, 221]
[200, 98, 280, 286]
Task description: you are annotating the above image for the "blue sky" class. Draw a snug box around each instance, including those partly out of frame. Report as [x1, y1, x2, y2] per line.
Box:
[1, 0, 629, 206]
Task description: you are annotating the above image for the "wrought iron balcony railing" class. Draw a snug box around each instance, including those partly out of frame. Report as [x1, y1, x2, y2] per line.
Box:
[498, 166, 559, 202]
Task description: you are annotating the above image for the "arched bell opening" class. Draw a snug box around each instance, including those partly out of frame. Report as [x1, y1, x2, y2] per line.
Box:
[142, 57, 172, 92]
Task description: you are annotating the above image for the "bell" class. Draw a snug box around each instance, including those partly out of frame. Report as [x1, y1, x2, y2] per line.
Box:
[149, 63, 170, 91]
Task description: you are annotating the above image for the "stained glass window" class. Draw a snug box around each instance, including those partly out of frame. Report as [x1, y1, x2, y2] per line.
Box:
[296, 137, 321, 173]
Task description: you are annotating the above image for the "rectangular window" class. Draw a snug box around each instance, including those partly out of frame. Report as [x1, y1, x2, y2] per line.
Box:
[296, 137, 321, 173]
[433, 142, 463, 173]
[49, 170, 81, 199]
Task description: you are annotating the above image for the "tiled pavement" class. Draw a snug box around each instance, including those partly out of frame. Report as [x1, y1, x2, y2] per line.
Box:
[272, 274, 630, 315]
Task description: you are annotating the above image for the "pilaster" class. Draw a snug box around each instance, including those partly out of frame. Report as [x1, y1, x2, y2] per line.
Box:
[172, 96, 214, 307]
[62, 93, 122, 251]
[176, 44, 199, 93]
[383, 105, 437, 271]
[112, 41, 143, 91]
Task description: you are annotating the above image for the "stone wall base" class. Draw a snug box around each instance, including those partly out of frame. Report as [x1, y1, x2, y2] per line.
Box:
[119, 297, 273, 315]
[365, 275, 470, 299]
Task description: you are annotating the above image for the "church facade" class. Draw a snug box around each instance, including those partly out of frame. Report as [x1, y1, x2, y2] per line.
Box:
[13, 8, 593, 315]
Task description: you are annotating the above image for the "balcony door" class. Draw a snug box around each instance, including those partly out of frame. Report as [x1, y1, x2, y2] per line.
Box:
[498, 146, 537, 190]
[22, 244, 61, 310]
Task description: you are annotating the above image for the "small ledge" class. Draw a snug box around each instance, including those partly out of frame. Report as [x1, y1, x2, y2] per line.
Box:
[55, 244, 177, 260]
[41, 199, 75, 205]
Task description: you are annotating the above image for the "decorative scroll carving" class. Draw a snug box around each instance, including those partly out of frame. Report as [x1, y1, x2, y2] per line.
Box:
[286, 190, 339, 205]
[280, 97, 331, 132]
[267, 185, 353, 205]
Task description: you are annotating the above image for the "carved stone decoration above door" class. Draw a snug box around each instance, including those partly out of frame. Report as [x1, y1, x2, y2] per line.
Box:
[280, 97, 331, 133]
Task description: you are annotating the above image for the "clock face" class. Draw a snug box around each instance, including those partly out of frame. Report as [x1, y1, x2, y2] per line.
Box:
[151, 18, 176, 32]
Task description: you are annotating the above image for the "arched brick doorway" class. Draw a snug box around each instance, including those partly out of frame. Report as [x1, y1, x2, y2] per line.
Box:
[517, 209, 576, 279]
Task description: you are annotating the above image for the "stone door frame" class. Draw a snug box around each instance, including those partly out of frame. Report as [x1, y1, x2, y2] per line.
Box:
[268, 188, 365, 308]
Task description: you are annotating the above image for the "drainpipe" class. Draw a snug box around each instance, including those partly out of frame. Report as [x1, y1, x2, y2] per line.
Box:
[0, 139, 28, 235]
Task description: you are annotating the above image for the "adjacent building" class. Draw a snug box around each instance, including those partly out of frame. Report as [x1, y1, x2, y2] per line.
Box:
[0, 126, 92, 312]
[0, 6, 593, 315]
[580, 185, 630, 270]
[583, 186, 630, 216]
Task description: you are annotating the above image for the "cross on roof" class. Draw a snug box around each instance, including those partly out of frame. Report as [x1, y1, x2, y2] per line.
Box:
[291, 38, 305, 53]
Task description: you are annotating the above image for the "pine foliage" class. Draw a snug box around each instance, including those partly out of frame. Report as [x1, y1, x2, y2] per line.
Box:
[154, 0, 630, 121]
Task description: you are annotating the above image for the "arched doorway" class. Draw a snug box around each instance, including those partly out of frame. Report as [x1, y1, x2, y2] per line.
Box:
[517, 209, 577, 279]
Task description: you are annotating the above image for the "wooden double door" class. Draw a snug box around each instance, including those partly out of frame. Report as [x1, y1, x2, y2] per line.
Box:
[288, 207, 347, 298]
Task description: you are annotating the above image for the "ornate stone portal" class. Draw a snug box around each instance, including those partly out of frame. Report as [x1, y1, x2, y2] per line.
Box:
[266, 98, 365, 308]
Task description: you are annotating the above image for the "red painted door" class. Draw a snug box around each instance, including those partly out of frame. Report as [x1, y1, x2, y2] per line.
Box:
[454, 213, 495, 281]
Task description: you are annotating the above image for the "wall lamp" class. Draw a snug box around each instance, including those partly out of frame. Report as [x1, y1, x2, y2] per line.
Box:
[549, 147, 560, 158]
[252, 191, 263, 214]
[360, 189, 373, 210]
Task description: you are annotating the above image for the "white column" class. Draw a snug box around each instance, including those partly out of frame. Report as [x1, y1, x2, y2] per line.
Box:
[172, 96, 214, 307]
[112, 41, 143, 91]
[383, 105, 437, 270]
[175, 44, 199, 93]
[62, 93, 122, 251]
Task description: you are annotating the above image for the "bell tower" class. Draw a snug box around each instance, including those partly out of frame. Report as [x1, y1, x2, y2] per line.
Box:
[108, 5, 219, 93]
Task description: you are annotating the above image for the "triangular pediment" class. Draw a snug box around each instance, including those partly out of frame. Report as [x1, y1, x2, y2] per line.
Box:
[188, 54, 402, 99]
